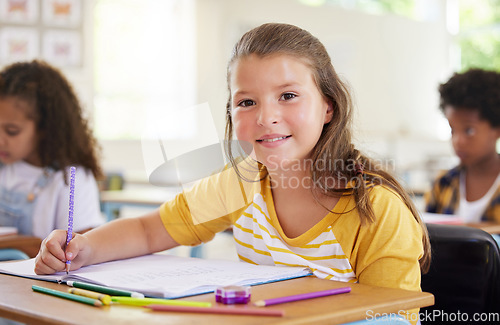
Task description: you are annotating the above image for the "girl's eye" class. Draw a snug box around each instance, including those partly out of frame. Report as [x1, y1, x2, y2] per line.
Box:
[237, 99, 255, 107]
[280, 93, 296, 101]
[465, 127, 476, 136]
[5, 127, 20, 136]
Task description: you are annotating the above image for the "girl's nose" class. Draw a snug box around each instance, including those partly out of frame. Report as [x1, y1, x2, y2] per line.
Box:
[257, 103, 280, 126]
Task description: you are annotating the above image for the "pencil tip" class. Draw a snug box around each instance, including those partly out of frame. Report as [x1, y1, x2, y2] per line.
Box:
[254, 301, 265, 307]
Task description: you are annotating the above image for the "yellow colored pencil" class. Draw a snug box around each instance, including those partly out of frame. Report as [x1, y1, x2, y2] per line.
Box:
[111, 296, 211, 307]
[32, 285, 103, 307]
[69, 288, 112, 305]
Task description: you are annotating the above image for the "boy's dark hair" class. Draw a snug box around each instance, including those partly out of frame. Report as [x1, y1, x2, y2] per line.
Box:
[439, 68, 500, 127]
[0, 60, 103, 181]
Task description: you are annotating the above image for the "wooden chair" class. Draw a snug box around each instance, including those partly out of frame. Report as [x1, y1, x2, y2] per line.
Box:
[0, 235, 42, 261]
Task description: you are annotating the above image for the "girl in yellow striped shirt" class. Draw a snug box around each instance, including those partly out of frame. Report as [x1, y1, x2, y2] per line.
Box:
[35, 22, 430, 324]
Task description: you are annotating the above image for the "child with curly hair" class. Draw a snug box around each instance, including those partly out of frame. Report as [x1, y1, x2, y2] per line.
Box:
[425, 68, 500, 222]
[0, 60, 104, 238]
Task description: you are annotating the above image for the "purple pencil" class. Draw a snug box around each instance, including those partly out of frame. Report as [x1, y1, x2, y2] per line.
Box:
[65, 166, 76, 274]
[253, 287, 351, 307]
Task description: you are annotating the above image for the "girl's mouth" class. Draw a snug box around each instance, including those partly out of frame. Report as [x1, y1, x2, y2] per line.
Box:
[257, 135, 291, 143]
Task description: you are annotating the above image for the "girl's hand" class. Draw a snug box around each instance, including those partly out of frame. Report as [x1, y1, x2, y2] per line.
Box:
[34, 230, 92, 275]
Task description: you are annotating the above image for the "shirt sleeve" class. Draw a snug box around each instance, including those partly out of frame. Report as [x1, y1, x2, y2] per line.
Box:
[159, 160, 263, 246]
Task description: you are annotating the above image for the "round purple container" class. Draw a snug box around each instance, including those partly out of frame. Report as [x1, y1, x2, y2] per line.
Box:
[215, 285, 251, 304]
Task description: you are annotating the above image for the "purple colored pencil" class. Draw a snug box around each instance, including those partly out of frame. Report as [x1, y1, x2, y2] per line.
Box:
[253, 287, 351, 307]
[65, 166, 76, 274]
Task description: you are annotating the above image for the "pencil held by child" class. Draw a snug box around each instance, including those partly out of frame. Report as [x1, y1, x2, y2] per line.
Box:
[65, 166, 76, 273]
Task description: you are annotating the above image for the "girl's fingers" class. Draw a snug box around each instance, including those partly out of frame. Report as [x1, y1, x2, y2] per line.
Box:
[34, 251, 65, 274]
[34, 229, 71, 274]
[44, 234, 67, 261]
[34, 229, 89, 275]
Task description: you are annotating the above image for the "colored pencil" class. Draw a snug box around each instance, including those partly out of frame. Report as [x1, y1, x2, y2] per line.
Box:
[68, 288, 112, 305]
[65, 166, 76, 274]
[66, 281, 145, 298]
[111, 296, 211, 307]
[32, 285, 103, 307]
[253, 287, 351, 307]
[145, 304, 284, 316]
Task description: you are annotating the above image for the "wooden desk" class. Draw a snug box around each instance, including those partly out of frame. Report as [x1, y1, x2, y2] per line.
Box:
[425, 221, 500, 235]
[466, 222, 500, 234]
[100, 188, 180, 221]
[423, 213, 500, 235]
[0, 274, 433, 325]
[0, 235, 41, 258]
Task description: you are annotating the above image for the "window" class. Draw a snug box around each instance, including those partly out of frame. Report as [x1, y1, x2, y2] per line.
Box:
[93, 0, 196, 140]
[455, 0, 500, 71]
[298, 0, 417, 20]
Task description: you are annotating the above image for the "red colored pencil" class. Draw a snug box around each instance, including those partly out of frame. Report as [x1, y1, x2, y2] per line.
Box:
[145, 304, 284, 317]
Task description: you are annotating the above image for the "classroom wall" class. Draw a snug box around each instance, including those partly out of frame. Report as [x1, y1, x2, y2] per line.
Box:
[0, 0, 455, 194]
[0, 0, 95, 124]
[196, 0, 451, 139]
[101, 0, 455, 191]
[192, 0, 454, 190]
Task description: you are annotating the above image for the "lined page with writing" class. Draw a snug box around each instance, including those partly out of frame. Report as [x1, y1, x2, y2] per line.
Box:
[0, 254, 312, 298]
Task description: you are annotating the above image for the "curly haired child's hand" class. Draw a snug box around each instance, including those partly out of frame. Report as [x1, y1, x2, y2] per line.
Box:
[34, 229, 91, 275]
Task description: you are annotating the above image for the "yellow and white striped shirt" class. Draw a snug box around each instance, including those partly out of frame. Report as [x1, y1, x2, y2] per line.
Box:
[233, 193, 356, 282]
[160, 160, 423, 297]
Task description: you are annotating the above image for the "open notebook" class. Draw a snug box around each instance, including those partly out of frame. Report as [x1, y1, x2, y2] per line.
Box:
[0, 254, 312, 298]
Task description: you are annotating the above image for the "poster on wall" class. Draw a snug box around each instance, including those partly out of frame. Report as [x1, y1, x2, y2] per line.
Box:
[42, 29, 80, 67]
[42, 0, 81, 28]
[0, 27, 39, 64]
[0, 0, 39, 24]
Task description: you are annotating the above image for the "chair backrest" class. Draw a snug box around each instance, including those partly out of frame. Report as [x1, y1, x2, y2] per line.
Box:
[0, 248, 29, 261]
[98, 172, 125, 191]
[421, 224, 500, 322]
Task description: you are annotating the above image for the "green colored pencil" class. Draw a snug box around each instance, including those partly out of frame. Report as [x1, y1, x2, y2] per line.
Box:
[66, 281, 144, 298]
[32, 285, 103, 307]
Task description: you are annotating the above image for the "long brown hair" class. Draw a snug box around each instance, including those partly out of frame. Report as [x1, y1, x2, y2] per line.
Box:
[224, 23, 430, 273]
[0, 60, 103, 181]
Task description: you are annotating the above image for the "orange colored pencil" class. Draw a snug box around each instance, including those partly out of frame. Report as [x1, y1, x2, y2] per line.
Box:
[145, 304, 284, 316]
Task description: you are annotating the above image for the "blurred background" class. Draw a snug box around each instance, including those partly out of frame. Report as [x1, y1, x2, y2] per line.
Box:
[1, 0, 499, 212]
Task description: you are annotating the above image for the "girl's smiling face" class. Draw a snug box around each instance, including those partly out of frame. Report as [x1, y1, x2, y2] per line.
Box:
[229, 54, 332, 171]
[0, 96, 40, 166]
